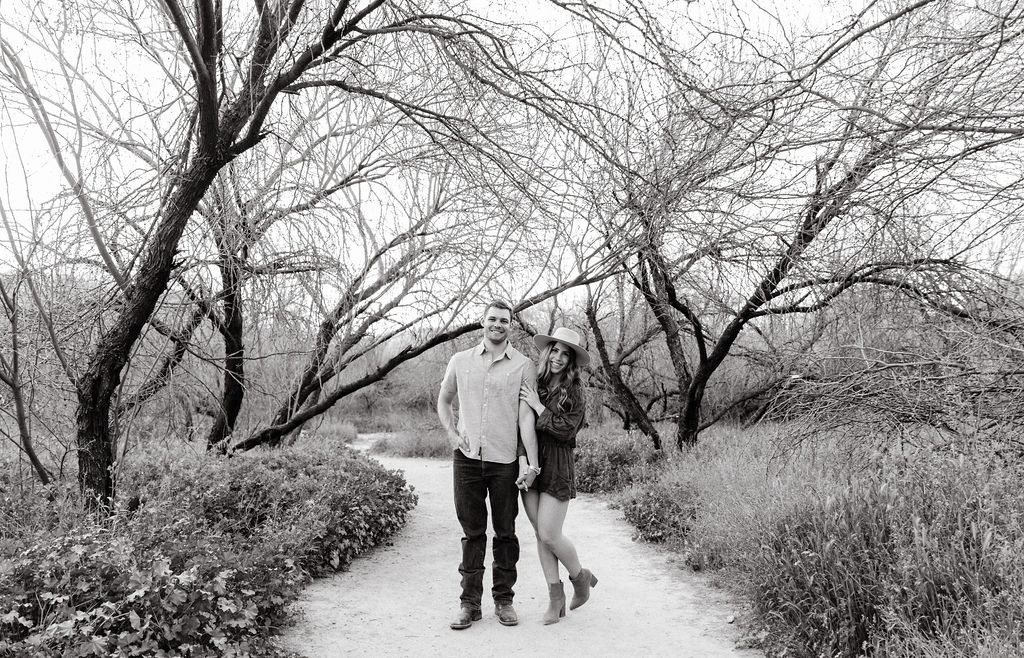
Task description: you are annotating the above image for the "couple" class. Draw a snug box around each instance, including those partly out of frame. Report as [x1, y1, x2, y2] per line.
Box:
[436, 299, 597, 629]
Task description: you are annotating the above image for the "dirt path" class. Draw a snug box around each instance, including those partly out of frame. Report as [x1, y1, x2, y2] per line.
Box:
[279, 440, 763, 657]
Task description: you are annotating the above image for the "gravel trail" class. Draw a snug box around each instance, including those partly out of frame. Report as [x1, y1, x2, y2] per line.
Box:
[279, 439, 763, 657]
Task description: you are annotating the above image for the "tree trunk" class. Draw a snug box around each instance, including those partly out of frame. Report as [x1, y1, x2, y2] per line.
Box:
[207, 254, 245, 448]
[585, 303, 662, 450]
[75, 159, 219, 507]
[636, 247, 691, 446]
[678, 375, 707, 449]
[76, 380, 115, 506]
[12, 385, 50, 485]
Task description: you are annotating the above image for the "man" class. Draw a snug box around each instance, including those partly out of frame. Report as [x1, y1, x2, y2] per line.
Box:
[437, 299, 541, 630]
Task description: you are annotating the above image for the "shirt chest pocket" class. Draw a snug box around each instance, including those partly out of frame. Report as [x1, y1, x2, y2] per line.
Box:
[462, 366, 485, 394]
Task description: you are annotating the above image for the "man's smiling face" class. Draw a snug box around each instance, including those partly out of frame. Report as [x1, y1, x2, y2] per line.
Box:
[481, 306, 512, 346]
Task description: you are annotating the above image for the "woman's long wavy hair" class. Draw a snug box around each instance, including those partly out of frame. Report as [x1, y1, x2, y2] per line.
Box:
[537, 342, 583, 412]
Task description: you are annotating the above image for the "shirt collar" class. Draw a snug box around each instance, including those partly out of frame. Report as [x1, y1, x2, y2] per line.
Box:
[476, 340, 513, 361]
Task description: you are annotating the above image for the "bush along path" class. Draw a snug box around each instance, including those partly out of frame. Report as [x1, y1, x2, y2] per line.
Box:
[279, 440, 762, 658]
[0, 442, 417, 657]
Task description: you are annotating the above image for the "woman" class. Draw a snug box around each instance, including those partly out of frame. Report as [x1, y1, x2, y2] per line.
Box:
[519, 327, 598, 625]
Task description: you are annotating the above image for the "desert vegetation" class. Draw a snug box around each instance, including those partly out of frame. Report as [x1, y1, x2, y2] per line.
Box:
[2, 0, 1024, 655]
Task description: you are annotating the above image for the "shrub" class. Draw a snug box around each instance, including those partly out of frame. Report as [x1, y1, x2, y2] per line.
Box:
[0, 524, 301, 657]
[0, 443, 417, 657]
[573, 426, 661, 493]
[620, 478, 697, 544]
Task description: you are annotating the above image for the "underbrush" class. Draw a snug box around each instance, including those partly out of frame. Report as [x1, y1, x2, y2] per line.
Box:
[342, 406, 437, 434]
[370, 429, 451, 458]
[295, 417, 358, 445]
[0, 438, 417, 657]
[573, 426, 661, 493]
[620, 477, 697, 544]
[756, 454, 1024, 657]
[592, 423, 1024, 657]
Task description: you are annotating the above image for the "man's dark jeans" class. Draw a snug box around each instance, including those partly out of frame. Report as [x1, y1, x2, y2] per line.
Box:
[453, 450, 520, 610]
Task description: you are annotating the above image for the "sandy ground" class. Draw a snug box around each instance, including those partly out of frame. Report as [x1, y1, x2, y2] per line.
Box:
[279, 438, 764, 657]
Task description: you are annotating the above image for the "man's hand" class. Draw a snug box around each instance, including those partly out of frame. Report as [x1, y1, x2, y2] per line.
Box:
[447, 428, 469, 452]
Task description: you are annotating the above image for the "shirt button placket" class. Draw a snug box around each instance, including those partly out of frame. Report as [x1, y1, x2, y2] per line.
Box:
[482, 373, 490, 460]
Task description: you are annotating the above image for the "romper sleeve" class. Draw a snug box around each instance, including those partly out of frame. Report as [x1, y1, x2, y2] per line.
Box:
[534, 390, 585, 444]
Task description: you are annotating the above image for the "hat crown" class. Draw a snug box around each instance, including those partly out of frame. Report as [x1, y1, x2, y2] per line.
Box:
[549, 327, 582, 345]
[533, 326, 590, 367]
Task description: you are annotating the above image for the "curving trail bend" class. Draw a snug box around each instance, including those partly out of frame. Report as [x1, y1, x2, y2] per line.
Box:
[279, 438, 764, 658]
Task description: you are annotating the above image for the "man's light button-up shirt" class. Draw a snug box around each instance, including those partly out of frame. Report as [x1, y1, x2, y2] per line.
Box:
[439, 341, 536, 464]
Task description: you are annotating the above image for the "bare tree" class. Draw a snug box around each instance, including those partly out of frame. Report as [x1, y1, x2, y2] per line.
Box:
[574, 0, 1024, 448]
[583, 279, 664, 446]
[0, 270, 50, 485]
[1, 1, 635, 505]
[768, 268, 1024, 456]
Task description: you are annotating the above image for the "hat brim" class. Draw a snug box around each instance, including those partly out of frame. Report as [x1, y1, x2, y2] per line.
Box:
[533, 334, 591, 368]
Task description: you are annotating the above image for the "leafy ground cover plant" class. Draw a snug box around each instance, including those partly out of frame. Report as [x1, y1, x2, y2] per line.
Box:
[0, 439, 417, 657]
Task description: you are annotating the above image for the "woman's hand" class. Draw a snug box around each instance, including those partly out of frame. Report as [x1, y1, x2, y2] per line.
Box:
[519, 382, 543, 414]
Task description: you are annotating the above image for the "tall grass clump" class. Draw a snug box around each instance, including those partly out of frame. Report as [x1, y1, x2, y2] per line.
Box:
[755, 475, 900, 655]
[754, 453, 1024, 656]
[606, 422, 1024, 656]
[617, 424, 843, 571]
[753, 448, 1024, 654]
[876, 454, 1024, 653]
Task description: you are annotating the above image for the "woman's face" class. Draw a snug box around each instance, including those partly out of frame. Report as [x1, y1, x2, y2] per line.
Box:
[548, 342, 575, 375]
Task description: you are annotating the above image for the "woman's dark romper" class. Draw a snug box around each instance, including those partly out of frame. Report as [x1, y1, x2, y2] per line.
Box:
[533, 389, 586, 501]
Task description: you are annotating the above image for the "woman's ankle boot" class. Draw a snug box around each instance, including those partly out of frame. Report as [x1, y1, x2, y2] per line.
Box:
[569, 567, 598, 610]
[543, 581, 566, 625]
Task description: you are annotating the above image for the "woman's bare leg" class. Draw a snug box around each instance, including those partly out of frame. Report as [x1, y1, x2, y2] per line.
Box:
[535, 492, 582, 578]
[522, 490, 561, 583]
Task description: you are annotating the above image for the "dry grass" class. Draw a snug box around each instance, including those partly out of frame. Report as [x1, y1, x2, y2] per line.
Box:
[295, 417, 359, 447]
[612, 423, 1024, 657]
[368, 428, 451, 458]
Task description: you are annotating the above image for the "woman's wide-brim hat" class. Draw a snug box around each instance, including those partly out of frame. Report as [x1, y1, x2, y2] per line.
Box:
[533, 327, 591, 368]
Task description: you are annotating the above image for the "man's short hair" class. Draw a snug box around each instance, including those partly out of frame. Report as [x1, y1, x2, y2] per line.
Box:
[483, 299, 513, 319]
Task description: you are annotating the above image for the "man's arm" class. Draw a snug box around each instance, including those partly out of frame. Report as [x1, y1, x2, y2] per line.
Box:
[516, 361, 540, 488]
[518, 400, 539, 468]
[437, 360, 468, 451]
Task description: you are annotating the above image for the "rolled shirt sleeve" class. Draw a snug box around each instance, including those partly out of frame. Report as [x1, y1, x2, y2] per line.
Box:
[521, 360, 537, 389]
[535, 391, 585, 444]
[440, 357, 458, 397]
